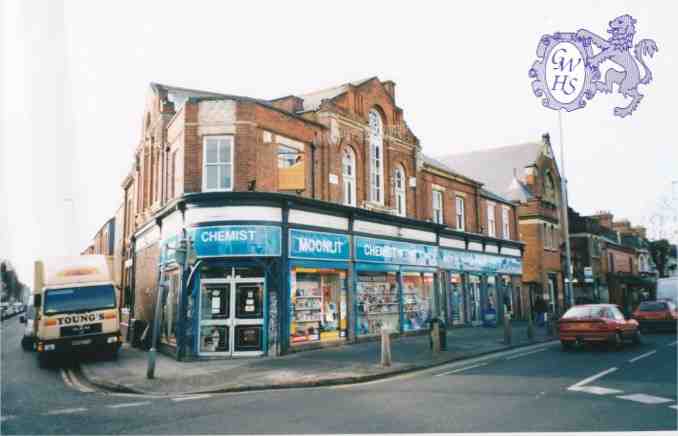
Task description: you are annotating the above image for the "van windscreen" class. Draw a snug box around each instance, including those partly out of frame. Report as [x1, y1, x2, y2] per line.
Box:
[43, 285, 116, 315]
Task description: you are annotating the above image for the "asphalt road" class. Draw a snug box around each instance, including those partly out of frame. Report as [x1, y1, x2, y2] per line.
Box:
[2, 316, 677, 434]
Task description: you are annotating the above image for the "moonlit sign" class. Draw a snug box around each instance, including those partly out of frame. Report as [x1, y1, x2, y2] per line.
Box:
[289, 229, 350, 261]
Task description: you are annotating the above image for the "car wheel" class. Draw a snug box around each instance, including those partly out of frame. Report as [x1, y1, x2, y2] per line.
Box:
[561, 340, 573, 351]
[632, 329, 642, 345]
[612, 332, 624, 350]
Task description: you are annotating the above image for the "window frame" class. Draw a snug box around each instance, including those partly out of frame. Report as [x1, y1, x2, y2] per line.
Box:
[368, 109, 384, 205]
[487, 203, 496, 237]
[432, 190, 443, 224]
[394, 165, 406, 217]
[202, 135, 234, 192]
[342, 147, 357, 207]
[501, 207, 510, 240]
[455, 196, 465, 231]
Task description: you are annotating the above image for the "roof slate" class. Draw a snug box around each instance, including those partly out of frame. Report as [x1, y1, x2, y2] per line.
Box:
[438, 142, 543, 199]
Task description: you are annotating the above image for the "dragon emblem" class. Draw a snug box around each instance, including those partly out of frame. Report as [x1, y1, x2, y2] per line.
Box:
[529, 15, 658, 118]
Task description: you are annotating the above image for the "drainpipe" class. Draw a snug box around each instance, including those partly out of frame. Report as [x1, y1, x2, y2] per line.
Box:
[310, 135, 317, 199]
[474, 185, 481, 233]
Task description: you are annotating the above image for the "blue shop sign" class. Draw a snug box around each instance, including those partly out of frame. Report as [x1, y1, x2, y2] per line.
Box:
[190, 225, 281, 257]
[289, 229, 350, 261]
[439, 249, 522, 275]
[355, 236, 437, 267]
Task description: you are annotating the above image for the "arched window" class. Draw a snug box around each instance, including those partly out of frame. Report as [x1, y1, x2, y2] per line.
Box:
[342, 147, 356, 207]
[368, 109, 384, 204]
[544, 171, 558, 205]
[394, 165, 406, 217]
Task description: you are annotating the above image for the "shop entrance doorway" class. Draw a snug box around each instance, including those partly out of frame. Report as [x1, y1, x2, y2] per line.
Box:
[198, 270, 265, 357]
[468, 275, 482, 326]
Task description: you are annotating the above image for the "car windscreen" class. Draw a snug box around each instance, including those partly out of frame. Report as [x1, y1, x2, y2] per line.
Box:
[638, 301, 668, 311]
[562, 306, 606, 319]
[43, 285, 116, 315]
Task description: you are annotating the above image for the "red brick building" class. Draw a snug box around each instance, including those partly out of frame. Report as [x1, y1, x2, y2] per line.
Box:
[440, 134, 567, 316]
[90, 77, 525, 359]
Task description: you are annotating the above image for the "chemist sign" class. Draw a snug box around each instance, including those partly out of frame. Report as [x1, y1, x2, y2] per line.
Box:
[191, 225, 281, 258]
[289, 229, 350, 261]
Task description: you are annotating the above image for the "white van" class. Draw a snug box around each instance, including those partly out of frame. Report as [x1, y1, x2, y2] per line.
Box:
[657, 277, 678, 304]
[31, 256, 121, 367]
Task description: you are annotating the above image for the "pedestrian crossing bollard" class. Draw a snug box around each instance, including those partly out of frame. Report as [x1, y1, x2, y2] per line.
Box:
[503, 313, 512, 345]
[380, 326, 392, 367]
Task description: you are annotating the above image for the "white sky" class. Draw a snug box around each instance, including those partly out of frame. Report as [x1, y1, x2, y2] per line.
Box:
[2, 0, 677, 288]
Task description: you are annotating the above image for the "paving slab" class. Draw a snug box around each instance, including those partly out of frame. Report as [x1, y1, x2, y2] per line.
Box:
[79, 321, 554, 395]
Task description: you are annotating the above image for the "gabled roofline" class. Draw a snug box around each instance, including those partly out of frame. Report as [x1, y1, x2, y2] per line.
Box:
[150, 82, 327, 129]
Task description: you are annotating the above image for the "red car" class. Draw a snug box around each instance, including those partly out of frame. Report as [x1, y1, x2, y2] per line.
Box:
[559, 304, 641, 350]
[632, 300, 678, 332]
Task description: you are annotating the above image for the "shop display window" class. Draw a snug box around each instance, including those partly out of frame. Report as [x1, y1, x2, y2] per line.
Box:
[486, 276, 497, 311]
[290, 269, 347, 345]
[468, 274, 482, 324]
[356, 272, 400, 335]
[161, 271, 180, 346]
[200, 325, 229, 353]
[402, 272, 433, 332]
[447, 273, 465, 326]
[501, 275, 514, 314]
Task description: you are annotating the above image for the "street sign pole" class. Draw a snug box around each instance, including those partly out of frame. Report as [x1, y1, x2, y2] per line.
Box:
[559, 109, 575, 309]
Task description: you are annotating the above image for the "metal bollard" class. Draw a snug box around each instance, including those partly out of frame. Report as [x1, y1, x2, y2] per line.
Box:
[503, 313, 512, 345]
[380, 327, 392, 367]
[431, 320, 441, 354]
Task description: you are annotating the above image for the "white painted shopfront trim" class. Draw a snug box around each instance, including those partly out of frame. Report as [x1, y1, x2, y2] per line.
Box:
[289, 209, 348, 231]
[185, 206, 282, 225]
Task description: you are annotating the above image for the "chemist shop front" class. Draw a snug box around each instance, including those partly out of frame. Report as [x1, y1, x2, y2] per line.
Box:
[154, 195, 523, 360]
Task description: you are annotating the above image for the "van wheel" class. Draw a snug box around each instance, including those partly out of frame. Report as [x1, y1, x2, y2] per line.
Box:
[21, 337, 33, 351]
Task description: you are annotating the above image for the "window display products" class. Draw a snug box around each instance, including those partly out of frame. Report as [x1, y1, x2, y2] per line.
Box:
[290, 269, 347, 344]
[356, 272, 400, 335]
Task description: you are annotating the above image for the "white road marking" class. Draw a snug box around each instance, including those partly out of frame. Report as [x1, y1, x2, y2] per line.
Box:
[668, 340, 677, 346]
[1, 415, 16, 422]
[567, 367, 618, 391]
[107, 401, 150, 409]
[670, 405, 678, 410]
[60, 369, 74, 389]
[435, 362, 488, 377]
[573, 386, 623, 395]
[628, 350, 657, 363]
[171, 394, 212, 402]
[505, 348, 548, 360]
[617, 394, 674, 405]
[46, 408, 88, 415]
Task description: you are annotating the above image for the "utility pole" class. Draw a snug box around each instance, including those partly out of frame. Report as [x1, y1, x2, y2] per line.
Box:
[557, 111, 575, 309]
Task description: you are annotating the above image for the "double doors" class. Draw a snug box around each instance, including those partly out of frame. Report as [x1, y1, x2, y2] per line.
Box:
[199, 275, 265, 357]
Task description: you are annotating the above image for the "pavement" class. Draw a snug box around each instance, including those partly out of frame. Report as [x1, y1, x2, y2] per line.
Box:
[79, 321, 553, 395]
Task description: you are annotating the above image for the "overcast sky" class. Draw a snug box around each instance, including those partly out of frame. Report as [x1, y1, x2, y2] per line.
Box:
[2, 0, 676, 288]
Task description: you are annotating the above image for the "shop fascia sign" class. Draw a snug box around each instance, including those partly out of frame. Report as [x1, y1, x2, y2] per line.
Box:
[289, 229, 350, 261]
[439, 249, 522, 275]
[190, 225, 281, 258]
[355, 236, 437, 267]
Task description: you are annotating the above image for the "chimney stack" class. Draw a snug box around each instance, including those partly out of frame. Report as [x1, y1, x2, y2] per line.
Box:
[382, 80, 396, 101]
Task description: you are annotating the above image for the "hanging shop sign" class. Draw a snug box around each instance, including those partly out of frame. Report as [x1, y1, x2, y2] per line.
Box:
[190, 225, 281, 257]
[439, 249, 522, 275]
[354, 236, 437, 267]
[289, 229, 350, 261]
[529, 15, 657, 117]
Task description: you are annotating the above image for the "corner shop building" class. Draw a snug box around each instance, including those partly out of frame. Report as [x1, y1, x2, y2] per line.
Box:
[144, 192, 523, 360]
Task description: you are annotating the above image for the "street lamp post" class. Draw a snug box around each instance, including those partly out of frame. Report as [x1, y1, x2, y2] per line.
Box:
[558, 111, 575, 309]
